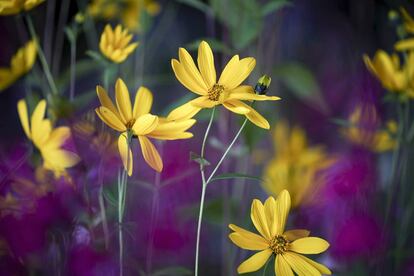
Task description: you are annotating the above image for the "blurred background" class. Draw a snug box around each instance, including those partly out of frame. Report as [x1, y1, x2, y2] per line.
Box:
[1, 0, 414, 275]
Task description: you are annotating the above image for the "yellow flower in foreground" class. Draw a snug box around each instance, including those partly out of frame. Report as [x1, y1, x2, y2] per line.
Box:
[95, 78, 195, 175]
[168, 41, 280, 129]
[342, 105, 397, 152]
[0, 0, 44, 15]
[99, 24, 138, 63]
[0, 40, 36, 91]
[229, 190, 331, 275]
[17, 99, 80, 176]
[263, 121, 333, 207]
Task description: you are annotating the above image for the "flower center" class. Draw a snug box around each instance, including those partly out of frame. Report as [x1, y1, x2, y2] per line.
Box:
[126, 119, 136, 129]
[208, 84, 224, 101]
[269, 235, 289, 255]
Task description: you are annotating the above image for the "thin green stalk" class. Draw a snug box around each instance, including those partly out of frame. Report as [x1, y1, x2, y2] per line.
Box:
[195, 107, 216, 276]
[69, 33, 77, 101]
[24, 14, 59, 95]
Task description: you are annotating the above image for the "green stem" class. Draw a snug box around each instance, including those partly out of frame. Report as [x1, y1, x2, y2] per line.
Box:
[69, 32, 77, 101]
[24, 14, 59, 95]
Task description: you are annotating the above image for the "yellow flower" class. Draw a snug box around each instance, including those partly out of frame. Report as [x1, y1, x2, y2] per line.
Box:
[342, 104, 397, 152]
[229, 190, 331, 275]
[400, 7, 414, 34]
[95, 78, 195, 175]
[99, 24, 138, 63]
[262, 121, 333, 207]
[0, 40, 36, 91]
[17, 99, 80, 176]
[168, 41, 280, 129]
[0, 0, 44, 15]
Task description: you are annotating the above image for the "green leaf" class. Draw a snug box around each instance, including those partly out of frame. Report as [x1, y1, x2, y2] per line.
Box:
[64, 27, 76, 43]
[103, 188, 118, 207]
[273, 62, 328, 113]
[190, 152, 210, 166]
[261, 0, 291, 16]
[86, 50, 110, 65]
[152, 266, 192, 276]
[175, 0, 211, 14]
[208, 173, 263, 184]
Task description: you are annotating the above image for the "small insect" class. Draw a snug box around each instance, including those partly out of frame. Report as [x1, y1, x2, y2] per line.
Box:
[254, 75, 272, 95]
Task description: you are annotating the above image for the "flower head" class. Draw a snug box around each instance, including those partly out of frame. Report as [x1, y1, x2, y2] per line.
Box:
[99, 24, 138, 63]
[0, 40, 36, 91]
[95, 78, 195, 175]
[229, 190, 331, 275]
[168, 41, 280, 129]
[17, 99, 80, 176]
[0, 0, 44, 15]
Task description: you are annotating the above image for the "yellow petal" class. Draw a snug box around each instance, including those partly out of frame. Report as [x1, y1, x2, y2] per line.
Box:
[149, 119, 196, 140]
[282, 252, 321, 276]
[275, 190, 291, 235]
[132, 114, 159, 135]
[190, 96, 216, 108]
[237, 249, 272, 274]
[17, 99, 31, 139]
[395, 38, 414, 51]
[133, 86, 153, 118]
[115, 78, 133, 124]
[251, 199, 271, 240]
[264, 197, 277, 238]
[178, 47, 209, 91]
[228, 224, 269, 250]
[43, 126, 70, 149]
[167, 100, 202, 121]
[245, 105, 270, 129]
[171, 59, 207, 95]
[219, 56, 256, 90]
[300, 255, 332, 275]
[30, 99, 47, 137]
[275, 254, 294, 276]
[197, 41, 216, 87]
[42, 148, 80, 169]
[228, 85, 281, 101]
[289, 237, 329, 254]
[96, 85, 119, 116]
[138, 136, 163, 172]
[95, 107, 127, 132]
[222, 100, 251, 114]
[118, 133, 133, 176]
[284, 229, 310, 241]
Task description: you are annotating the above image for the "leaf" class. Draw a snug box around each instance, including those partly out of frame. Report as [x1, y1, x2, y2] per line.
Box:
[86, 50, 110, 65]
[208, 173, 263, 184]
[190, 151, 210, 166]
[152, 266, 192, 276]
[261, 0, 291, 16]
[103, 188, 118, 207]
[273, 62, 329, 113]
[64, 27, 76, 43]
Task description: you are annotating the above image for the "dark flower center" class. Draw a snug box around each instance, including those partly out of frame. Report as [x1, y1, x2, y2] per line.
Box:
[269, 235, 289, 254]
[208, 84, 224, 101]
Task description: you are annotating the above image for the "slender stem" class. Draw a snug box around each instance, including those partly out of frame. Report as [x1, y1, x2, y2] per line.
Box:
[69, 33, 77, 101]
[195, 107, 216, 276]
[98, 183, 109, 249]
[24, 14, 59, 95]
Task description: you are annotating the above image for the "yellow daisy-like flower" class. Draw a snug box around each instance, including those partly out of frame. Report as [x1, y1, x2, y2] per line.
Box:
[342, 104, 398, 152]
[229, 190, 331, 275]
[263, 121, 333, 207]
[95, 78, 195, 175]
[0, 40, 36, 91]
[99, 24, 138, 64]
[0, 0, 44, 15]
[17, 99, 80, 176]
[168, 41, 280, 129]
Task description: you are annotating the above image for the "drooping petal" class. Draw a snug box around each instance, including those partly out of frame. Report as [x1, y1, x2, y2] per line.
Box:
[95, 107, 127, 132]
[138, 136, 163, 172]
[96, 85, 119, 116]
[178, 47, 209, 91]
[228, 85, 281, 101]
[237, 249, 272, 274]
[197, 41, 216, 87]
[264, 197, 277, 238]
[223, 100, 251, 114]
[228, 224, 269, 250]
[289, 237, 329, 254]
[299, 254, 332, 275]
[17, 99, 31, 139]
[190, 96, 216, 108]
[148, 119, 196, 140]
[171, 59, 207, 95]
[250, 199, 271, 240]
[118, 133, 133, 176]
[167, 100, 202, 121]
[284, 229, 310, 242]
[275, 190, 291, 235]
[282, 252, 321, 276]
[133, 86, 153, 118]
[244, 104, 270, 129]
[275, 255, 294, 276]
[132, 114, 158, 136]
[115, 78, 133, 124]
[219, 55, 256, 90]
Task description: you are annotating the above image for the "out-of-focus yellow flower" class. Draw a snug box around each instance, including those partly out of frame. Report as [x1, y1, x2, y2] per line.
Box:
[17, 99, 80, 176]
[228, 190, 331, 275]
[0, 0, 44, 15]
[95, 78, 195, 175]
[87, 0, 161, 32]
[342, 104, 398, 152]
[169, 41, 280, 129]
[262, 121, 333, 207]
[99, 24, 138, 63]
[0, 40, 36, 91]
[400, 7, 414, 34]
